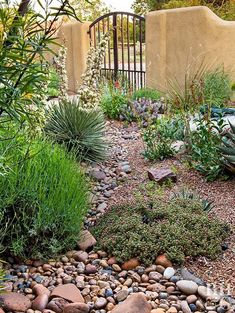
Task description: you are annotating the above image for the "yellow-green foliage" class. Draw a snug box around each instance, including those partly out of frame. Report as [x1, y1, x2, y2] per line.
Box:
[163, 0, 235, 21]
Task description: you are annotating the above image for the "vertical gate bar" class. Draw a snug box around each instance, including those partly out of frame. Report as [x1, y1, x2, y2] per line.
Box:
[93, 24, 96, 48]
[113, 13, 118, 81]
[102, 19, 106, 70]
[121, 14, 124, 82]
[133, 16, 136, 90]
[139, 19, 143, 89]
[107, 17, 111, 70]
[98, 21, 101, 42]
[127, 15, 130, 86]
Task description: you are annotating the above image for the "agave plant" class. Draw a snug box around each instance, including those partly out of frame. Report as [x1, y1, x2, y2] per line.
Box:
[45, 99, 109, 163]
[220, 121, 235, 174]
[0, 261, 5, 293]
[171, 189, 215, 213]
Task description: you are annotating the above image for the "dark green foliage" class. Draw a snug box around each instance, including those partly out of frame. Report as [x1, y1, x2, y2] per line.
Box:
[142, 117, 183, 160]
[100, 83, 128, 119]
[92, 198, 229, 265]
[132, 88, 161, 102]
[204, 69, 231, 107]
[45, 99, 108, 163]
[189, 116, 226, 181]
[0, 138, 88, 259]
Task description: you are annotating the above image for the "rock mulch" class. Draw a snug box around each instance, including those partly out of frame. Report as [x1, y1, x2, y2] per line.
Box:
[1, 245, 235, 313]
[1, 120, 235, 313]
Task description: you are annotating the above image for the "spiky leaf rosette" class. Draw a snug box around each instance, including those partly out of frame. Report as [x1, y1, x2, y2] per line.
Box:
[220, 120, 235, 174]
[45, 99, 108, 163]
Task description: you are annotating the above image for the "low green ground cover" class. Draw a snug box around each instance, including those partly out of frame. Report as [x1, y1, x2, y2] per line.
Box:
[92, 197, 229, 265]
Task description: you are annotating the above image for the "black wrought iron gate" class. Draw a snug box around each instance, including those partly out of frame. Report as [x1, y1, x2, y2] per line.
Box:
[88, 12, 145, 90]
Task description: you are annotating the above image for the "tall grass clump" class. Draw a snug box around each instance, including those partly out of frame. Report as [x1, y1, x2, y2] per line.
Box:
[45, 99, 108, 163]
[203, 68, 231, 107]
[0, 138, 88, 259]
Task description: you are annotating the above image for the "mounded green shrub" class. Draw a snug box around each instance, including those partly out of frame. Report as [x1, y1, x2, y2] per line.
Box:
[100, 86, 128, 119]
[0, 138, 88, 259]
[92, 198, 229, 264]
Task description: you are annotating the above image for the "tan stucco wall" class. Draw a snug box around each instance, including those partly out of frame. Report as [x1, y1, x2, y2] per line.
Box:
[146, 6, 235, 92]
[57, 21, 90, 93]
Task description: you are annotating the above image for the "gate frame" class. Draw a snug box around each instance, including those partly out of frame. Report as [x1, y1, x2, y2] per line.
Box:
[88, 11, 145, 90]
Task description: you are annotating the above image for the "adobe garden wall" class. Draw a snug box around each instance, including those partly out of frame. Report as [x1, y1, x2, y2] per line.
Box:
[57, 21, 90, 93]
[146, 6, 235, 91]
[57, 6, 235, 93]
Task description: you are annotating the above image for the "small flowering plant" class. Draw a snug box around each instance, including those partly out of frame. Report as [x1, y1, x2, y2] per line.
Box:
[77, 32, 110, 109]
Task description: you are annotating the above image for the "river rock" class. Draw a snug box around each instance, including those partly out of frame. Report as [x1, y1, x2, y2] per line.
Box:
[94, 297, 107, 309]
[33, 284, 51, 297]
[116, 290, 129, 302]
[32, 294, 49, 311]
[180, 268, 205, 286]
[73, 251, 88, 262]
[149, 271, 162, 281]
[155, 255, 172, 268]
[77, 230, 97, 251]
[164, 267, 175, 279]
[197, 286, 221, 301]
[111, 293, 151, 313]
[47, 298, 69, 313]
[89, 169, 106, 181]
[0, 292, 31, 312]
[50, 284, 84, 303]
[181, 300, 192, 313]
[63, 303, 90, 313]
[121, 258, 140, 270]
[176, 280, 198, 295]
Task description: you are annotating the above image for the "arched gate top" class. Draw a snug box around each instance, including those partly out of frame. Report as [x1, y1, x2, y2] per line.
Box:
[89, 11, 145, 31]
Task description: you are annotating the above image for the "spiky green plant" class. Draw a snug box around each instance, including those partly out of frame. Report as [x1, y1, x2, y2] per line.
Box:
[220, 121, 235, 174]
[45, 99, 108, 163]
[171, 189, 215, 213]
[0, 260, 6, 293]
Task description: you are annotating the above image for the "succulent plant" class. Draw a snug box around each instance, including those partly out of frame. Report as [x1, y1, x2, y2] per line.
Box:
[171, 189, 215, 213]
[119, 98, 165, 127]
[220, 120, 235, 174]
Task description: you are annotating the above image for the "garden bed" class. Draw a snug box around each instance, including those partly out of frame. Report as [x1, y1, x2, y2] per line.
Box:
[99, 120, 235, 295]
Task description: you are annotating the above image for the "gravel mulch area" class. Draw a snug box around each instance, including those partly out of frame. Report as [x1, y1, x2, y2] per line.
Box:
[104, 120, 235, 296]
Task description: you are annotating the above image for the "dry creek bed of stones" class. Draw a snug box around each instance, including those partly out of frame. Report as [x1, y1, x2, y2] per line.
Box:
[1, 120, 235, 313]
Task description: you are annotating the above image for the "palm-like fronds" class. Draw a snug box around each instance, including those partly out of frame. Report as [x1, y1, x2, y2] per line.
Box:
[45, 99, 109, 163]
[220, 120, 235, 174]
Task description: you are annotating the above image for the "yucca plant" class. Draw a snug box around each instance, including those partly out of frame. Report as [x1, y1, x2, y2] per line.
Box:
[220, 121, 235, 174]
[45, 99, 109, 163]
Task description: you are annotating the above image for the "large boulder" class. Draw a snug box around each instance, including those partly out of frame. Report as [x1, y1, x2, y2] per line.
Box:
[147, 168, 177, 184]
[111, 293, 151, 313]
[50, 284, 84, 303]
[0, 293, 31, 312]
